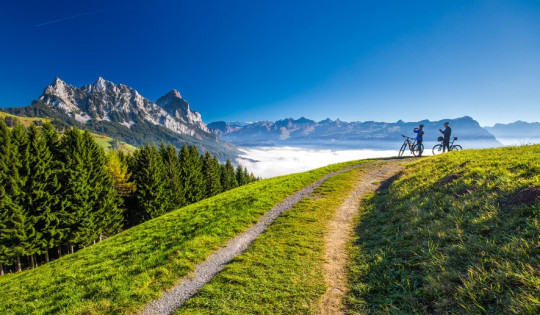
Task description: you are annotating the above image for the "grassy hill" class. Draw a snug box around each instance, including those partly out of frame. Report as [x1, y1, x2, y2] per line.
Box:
[0, 159, 365, 314]
[348, 145, 540, 313]
[1, 145, 538, 314]
[0, 111, 137, 153]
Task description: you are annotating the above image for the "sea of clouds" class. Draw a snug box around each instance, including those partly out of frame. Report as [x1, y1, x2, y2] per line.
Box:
[236, 146, 398, 178]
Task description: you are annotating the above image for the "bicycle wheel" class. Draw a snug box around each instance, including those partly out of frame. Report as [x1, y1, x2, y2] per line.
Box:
[412, 143, 424, 157]
[398, 142, 407, 157]
[432, 144, 443, 155]
[451, 145, 462, 151]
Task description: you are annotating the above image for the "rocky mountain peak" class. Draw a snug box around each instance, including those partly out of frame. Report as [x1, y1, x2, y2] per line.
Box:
[167, 89, 182, 99]
[31, 77, 211, 136]
[155, 89, 208, 132]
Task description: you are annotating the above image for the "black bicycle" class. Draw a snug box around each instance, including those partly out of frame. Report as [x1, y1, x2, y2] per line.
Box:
[432, 136, 462, 155]
[398, 135, 423, 157]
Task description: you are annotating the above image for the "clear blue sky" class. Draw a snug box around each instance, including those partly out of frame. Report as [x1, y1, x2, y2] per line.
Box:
[1, 0, 538, 126]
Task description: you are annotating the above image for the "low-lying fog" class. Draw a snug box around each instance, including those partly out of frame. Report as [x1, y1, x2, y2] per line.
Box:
[236, 147, 397, 178]
[235, 139, 536, 178]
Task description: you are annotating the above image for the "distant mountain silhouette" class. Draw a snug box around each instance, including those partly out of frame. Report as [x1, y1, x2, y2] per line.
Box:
[209, 116, 501, 149]
[485, 121, 540, 145]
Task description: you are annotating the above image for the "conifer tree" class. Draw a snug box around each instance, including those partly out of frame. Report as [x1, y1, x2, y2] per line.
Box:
[0, 186, 28, 273]
[23, 125, 63, 264]
[160, 143, 184, 209]
[41, 122, 61, 159]
[82, 130, 122, 240]
[221, 159, 238, 191]
[60, 128, 95, 250]
[128, 143, 170, 224]
[179, 145, 205, 204]
[0, 121, 30, 272]
[202, 151, 222, 197]
[10, 124, 30, 192]
[235, 164, 248, 186]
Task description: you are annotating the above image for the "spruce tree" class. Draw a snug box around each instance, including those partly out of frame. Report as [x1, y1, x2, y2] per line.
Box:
[82, 130, 122, 240]
[235, 164, 248, 186]
[129, 143, 170, 224]
[41, 122, 61, 159]
[0, 121, 30, 272]
[159, 143, 184, 209]
[221, 159, 238, 191]
[60, 128, 95, 250]
[202, 151, 222, 197]
[23, 125, 63, 264]
[0, 186, 28, 273]
[179, 145, 205, 204]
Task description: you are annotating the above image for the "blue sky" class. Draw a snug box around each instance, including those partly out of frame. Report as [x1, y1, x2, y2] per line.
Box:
[0, 1, 538, 126]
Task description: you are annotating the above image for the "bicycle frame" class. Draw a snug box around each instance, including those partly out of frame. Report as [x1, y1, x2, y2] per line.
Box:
[398, 134, 423, 157]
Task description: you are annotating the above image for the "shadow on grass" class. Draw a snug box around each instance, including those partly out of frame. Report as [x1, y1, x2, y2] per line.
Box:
[347, 167, 540, 314]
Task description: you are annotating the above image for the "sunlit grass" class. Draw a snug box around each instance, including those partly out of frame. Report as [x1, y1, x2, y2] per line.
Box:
[347, 145, 540, 314]
[177, 164, 371, 314]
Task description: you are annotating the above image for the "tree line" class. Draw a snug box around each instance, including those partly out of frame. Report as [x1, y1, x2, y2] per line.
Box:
[0, 120, 257, 275]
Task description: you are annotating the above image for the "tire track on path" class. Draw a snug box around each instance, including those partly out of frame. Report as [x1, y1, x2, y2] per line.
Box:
[319, 159, 407, 314]
[140, 162, 387, 315]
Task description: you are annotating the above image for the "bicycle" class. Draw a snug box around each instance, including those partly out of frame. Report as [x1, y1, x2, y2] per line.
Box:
[398, 134, 424, 157]
[432, 136, 462, 155]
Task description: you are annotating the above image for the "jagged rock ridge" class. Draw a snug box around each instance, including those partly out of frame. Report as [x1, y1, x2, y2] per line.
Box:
[38, 77, 210, 138]
[5, 78, 239, 160]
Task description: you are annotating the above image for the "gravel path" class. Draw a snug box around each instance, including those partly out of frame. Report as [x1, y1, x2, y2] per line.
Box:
[140, 163, 373, 315]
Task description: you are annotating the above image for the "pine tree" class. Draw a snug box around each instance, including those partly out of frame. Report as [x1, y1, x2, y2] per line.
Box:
[60, 128, 95, 250]
[159, 143, 184, 209]
[0, 186, 28, 273]
[128, 143, 170, 224]
[179, 145, 205, 204]
[41, 122, 61, 159]
[22, 125, 63, 265]
[221, 159, 238, 191]
[235, 164, 248, 186]
[82, 130, 122, 240]
[0, 121, 30, 272]
[202, 151, 222, 197]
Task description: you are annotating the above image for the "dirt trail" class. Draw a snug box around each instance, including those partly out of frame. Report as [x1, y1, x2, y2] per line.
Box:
[319, 160, 406, 314]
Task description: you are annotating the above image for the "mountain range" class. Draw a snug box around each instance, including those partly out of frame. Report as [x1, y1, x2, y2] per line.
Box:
[208, 116, 502, 149]
[4, 78, 238, 160]
[485, 121, 540, 145]
[3, 78, 537, 155]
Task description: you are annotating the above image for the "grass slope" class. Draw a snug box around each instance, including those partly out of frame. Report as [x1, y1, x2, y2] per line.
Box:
[0, 111, 136, 153]
[347, 145, 540, 314]
[176, 164, 372, 314]
[0, 111, 51, 127]
[0, 160, 362, 314]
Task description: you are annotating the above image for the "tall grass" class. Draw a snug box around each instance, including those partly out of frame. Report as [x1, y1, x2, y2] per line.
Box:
[347, 145, 540, 314]
[0, 160, 361, 314]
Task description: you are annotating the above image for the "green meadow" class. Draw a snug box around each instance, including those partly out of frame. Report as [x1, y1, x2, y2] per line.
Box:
[347, 145, 540, 314]
[0, 160, 362, 314]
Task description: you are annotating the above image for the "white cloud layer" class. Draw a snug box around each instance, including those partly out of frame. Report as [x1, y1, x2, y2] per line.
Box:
[237, 146, 398, 178]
